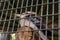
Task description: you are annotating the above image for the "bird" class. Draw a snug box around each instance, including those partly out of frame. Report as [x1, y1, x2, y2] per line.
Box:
[15, 11, 51, 40]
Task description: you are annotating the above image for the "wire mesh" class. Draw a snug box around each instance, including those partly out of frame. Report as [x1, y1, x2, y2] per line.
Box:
[0, 0, 59, 40]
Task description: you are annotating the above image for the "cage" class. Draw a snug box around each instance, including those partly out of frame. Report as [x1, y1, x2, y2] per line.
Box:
[0, 0, 59, 40]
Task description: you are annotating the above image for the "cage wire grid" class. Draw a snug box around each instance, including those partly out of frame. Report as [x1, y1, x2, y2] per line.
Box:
[0, 0, 59, 40]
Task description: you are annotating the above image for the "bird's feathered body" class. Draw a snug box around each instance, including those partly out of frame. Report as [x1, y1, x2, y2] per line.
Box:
[16, 11, 51, 40]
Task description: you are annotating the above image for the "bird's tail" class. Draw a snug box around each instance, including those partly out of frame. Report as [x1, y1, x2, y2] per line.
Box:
[39, 31, 49, 40]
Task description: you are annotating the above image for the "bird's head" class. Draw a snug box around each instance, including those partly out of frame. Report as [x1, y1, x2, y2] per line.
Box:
[15, 11, 36, 18]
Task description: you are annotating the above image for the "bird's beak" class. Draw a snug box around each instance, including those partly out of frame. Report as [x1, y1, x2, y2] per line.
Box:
[15, 14, 21, 18]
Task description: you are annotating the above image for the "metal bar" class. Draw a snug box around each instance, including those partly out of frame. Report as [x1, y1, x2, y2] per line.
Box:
[6, 1, 14, 40]
[4, 0, 15, 40]
[25, 0, 28, 11]
[12, 0, 19, 32]
[30, 0, 34, 40]
[52, 0, 54, 40]
[0, 0, 2, 7]
[0, 0, 6, 24]
[16, 0, 24, 40]
[13, 0, 19, 40]
[40, 0, 43, 30]
[27, 0, 30, 40]
[58, 0, 60, 40]
[0, 1, 59, 12]
[2, 0, 9, 32]
[28, 0, 34, 40]
[0, 13, 59, 22]
[40, 0, 44, 40]
[0, 0, 6, 38]
[2, 0, 11, 40]
[18, 0, 24, 28]
[45, 0, 49, 39]
[0, 27, 59, 33]
[12, 0, 19, 40]
[35, 0, 39, 40]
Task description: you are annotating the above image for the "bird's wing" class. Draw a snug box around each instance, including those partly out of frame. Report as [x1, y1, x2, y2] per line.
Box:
[20, 19, 48, 40]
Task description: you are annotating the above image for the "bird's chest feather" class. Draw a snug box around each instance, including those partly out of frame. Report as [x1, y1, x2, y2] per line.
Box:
[17, 26, 39, 40]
